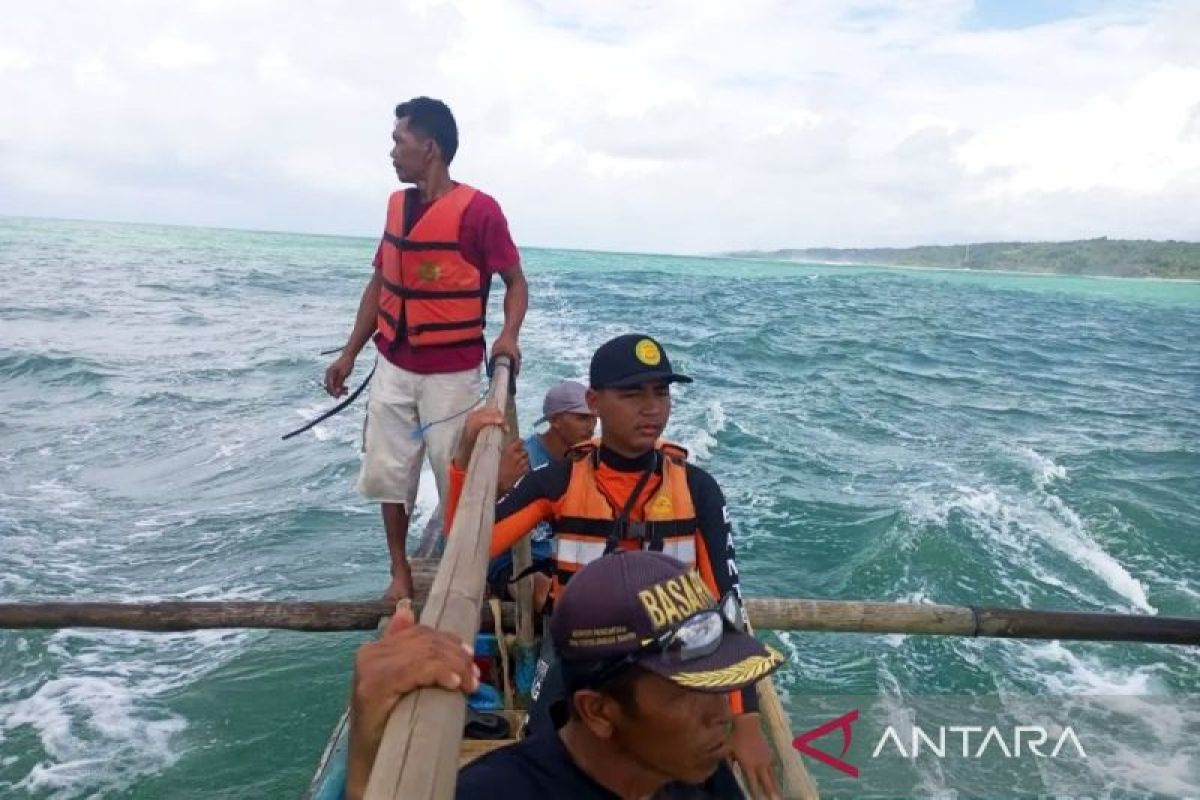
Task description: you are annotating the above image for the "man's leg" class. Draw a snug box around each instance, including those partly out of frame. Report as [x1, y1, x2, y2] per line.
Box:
[417, 366, 483, 545]
[381, 502, 413, 601]
[357, 358, 425, 600]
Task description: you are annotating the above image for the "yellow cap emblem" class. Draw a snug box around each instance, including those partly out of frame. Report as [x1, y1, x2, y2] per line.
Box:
[634, 338, 661, 366]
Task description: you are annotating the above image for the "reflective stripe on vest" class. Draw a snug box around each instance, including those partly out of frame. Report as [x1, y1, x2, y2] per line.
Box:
[554, 536, 608, 569]
[660, 537, 697, 564]
[376, 184, 487, 349]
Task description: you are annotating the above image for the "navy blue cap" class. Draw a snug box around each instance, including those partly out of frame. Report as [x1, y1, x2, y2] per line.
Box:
[589, 334, 693, 390]
[551, 551, 784, 692]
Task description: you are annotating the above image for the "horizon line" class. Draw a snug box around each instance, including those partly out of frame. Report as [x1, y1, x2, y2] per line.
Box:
[3, 212, 1198, 256]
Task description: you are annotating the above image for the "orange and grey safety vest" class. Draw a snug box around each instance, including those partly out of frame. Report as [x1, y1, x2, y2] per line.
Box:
[376, 184, 487, 349]
[551, 440, 700, 589]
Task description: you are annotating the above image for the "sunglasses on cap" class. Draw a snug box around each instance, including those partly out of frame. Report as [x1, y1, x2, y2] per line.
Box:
[575, 592, 747, 689]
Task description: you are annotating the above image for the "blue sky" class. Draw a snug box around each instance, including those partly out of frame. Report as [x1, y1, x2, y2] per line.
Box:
[0, 0, 1197, 253]
[967, 0, 1113, 29]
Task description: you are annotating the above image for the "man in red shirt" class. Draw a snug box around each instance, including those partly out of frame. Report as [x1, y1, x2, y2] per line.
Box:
[324, 97, 527, 601]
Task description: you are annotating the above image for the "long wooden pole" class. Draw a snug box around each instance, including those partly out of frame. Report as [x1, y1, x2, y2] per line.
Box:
[503, 400, 536, 652]
[743, 598, 1200, 645]
[0, 598, 521, 632]
[503, 398, 540, 707]
[0, 599, 399, 632]
[363, 356, 513, 800]
[2, 595, 1197, 646]
[746, 614, 819, 800]
[757, 670, 818, 799]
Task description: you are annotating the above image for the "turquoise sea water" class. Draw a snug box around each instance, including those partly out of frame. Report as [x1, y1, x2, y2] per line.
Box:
[0, 217, 1197, 798]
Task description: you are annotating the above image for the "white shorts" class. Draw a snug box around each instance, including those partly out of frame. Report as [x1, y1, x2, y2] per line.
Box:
[356, 357, 482, 512]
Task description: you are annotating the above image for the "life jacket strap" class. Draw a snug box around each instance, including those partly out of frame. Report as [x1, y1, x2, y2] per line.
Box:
[407, 317, 485, 335]
[554, 517, 698, 541]
[382, 230, 462, 252]
[507, 560, 554, 585]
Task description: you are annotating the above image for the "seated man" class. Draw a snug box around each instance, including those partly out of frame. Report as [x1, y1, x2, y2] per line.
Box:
[347, 550, 786, 799]
[488, 379, 597, 607]
[444, 334, 779, 795]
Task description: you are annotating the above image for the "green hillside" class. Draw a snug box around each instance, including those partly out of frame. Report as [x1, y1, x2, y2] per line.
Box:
[726, 238, 1200, 279]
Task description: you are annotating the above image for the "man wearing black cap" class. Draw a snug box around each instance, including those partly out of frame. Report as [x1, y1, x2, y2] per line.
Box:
[347, 550, 786, 799]
[442, 334, 780, 796]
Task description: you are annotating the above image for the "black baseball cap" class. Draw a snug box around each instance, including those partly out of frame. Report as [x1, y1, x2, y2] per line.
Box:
[589, 334, 694, 390]
[551, 551, 785, 693]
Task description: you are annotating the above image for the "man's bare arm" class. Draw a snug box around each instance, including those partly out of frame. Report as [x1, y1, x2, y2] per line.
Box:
[325, 273, 381, 397]
[490, 264, 527, 372]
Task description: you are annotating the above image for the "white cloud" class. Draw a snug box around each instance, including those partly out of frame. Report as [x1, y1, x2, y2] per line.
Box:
[137, 35, 217, 70]
[71, 55, 126, 96]
[0, 46, 32, 74]
[0, 0, 1197, 252]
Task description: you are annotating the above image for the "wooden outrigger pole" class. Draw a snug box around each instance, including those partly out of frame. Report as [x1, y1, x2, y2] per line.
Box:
[361, 355, 514, 800]
[2, 594, 1196, 646]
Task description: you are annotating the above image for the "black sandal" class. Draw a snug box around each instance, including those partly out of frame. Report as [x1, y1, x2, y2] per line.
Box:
[463, 709, 511, 740]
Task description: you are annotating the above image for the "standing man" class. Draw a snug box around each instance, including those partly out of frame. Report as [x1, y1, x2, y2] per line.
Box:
[488, 380, 597, 607]
[324, 97, 527, 602]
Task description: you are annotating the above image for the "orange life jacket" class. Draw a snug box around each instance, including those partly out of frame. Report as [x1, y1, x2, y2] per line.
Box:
[376, 184, 487, 349]
[551, 439, 699, 594]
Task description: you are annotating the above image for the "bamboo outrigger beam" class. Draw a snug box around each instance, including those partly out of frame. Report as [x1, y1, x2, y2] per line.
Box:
[363, 356, 514, 800]
[0, 599, 404, 632]
[2, 594, 1196, 645]
[745, 598, 1200, 645]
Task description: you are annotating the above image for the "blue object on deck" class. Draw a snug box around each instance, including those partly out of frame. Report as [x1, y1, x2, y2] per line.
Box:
[474, 633, 498, 657]
[467, 681, 503, 711]
[515, 643, 538, 697]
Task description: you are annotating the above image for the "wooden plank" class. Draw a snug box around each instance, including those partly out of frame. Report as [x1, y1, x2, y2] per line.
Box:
[363, 357, 513, 800]
[458, 738, 516, 766]
[457, 712, 524, 767]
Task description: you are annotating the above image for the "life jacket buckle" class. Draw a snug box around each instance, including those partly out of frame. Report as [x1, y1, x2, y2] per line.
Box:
[621, 520, 647, 541]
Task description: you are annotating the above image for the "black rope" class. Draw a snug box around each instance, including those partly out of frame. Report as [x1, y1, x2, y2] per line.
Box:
[969, 605, 982, 637]
[487, 353, 519, 394]
[281, 366, 375, 441]
[507, 561, 553, 585]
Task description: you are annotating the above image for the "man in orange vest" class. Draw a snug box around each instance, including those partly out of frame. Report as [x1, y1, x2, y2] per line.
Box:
[445, 334, 781, 798]
[324, 97, 528, 603]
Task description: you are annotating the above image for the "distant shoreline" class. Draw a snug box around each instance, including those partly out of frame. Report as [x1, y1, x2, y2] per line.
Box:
[725, 239, 1200, 281]
[729, 254, 1200, 284]
[6, 216, 1199, 281]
